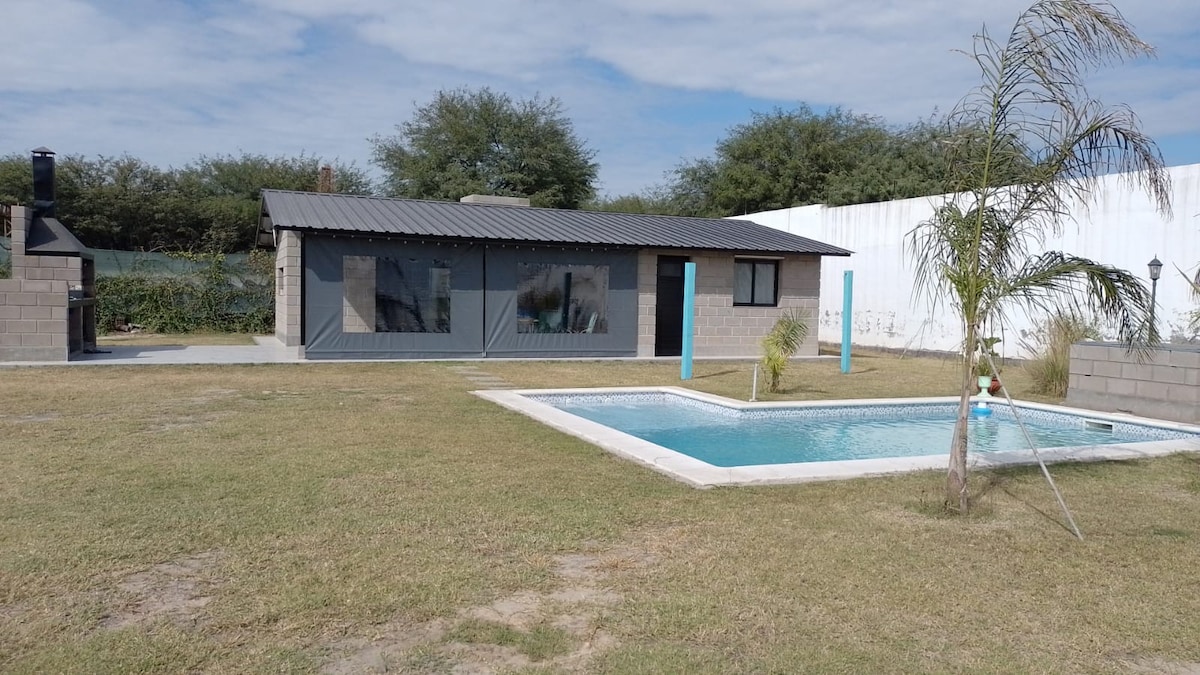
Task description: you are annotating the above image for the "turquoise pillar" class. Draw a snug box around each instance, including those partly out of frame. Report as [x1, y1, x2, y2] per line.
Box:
[841, 270, 853, 374]
[681, 262, 696, 380]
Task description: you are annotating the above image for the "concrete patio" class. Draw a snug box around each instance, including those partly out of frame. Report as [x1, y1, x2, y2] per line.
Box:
[0, 336, 300, 367]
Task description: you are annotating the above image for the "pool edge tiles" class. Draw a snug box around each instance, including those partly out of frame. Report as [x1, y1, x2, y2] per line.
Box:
[472, 387, 1200, 488]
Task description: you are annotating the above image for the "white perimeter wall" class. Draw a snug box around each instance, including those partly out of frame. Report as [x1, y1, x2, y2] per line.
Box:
[742, 163, 1200, 359]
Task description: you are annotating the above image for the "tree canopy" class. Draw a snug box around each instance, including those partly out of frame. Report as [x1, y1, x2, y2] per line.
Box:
[0, 152, 369, 253]
[648, 106, 957, 218]
[371, 87, 598, 209]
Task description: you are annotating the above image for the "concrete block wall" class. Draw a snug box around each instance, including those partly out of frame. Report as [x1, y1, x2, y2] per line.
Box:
[0, 206, 72, 361]
[342, 255, 375, 333]
[274, 229, 302, 349]
[1066, 342, 1200, 423]
[636, 250, 821, 358]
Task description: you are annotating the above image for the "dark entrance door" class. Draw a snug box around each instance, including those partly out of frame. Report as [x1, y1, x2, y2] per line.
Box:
[654, 256, 689, 356]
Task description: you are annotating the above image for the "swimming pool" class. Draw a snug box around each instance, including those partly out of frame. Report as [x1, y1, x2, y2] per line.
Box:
[475, 387, 1200, 487]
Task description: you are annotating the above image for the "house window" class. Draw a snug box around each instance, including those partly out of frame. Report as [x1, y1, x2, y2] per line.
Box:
[375, 257, 451, 333]
[734, 259, 778, 307]
[342, 255, 451, 333]
[516, 263, 609, 334]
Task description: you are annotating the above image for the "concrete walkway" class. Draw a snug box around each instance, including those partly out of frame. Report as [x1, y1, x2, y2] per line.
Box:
[446, 364, 516, 389]
[1, 336, 837, 368]
[1, 337, 301, 367]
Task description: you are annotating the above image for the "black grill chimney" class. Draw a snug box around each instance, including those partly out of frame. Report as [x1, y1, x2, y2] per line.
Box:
[32, 147, 56, 218]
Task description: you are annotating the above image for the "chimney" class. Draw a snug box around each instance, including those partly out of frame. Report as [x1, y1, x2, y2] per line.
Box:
[317, 165, 334, 193]
[31, 147, 55, 218]
[459, 194, 530, 207]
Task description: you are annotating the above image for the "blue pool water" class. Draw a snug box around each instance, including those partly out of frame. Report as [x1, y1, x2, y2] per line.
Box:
[535, 394, 1192, 468]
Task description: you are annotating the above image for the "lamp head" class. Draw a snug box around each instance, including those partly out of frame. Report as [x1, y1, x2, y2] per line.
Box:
[1148, 256, 1163, 281]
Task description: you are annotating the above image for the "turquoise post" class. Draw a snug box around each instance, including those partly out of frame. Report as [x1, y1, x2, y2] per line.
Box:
[681, 262, 696, 380]
[841, 270, 853, 374]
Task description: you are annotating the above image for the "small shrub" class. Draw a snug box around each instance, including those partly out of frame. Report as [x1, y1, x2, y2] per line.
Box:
[0, 258, 9, 280]
[761, 310, 809, 393]
[974, 336, 1002, 377]
[1022, 312, 1101, 397]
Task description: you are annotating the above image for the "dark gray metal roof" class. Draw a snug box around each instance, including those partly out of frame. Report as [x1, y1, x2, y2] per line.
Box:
[26, 217, 92, 257]
[260, 190, 851, 256]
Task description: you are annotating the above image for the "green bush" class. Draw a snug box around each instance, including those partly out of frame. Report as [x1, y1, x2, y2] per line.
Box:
[1022, 312, 1101, 397]
[97, 251, 273, 334]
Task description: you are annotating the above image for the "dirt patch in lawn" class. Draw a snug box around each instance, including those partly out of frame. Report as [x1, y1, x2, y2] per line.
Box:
[100, 550, 223, 630]
[322, 543, 654, 674]
[141, 411, 231, 434]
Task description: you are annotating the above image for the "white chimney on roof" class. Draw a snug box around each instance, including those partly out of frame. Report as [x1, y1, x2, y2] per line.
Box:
[459, 194, 530, 207]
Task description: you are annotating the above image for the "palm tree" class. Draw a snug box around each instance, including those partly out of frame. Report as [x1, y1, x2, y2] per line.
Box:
[907, 0, 1173, 513]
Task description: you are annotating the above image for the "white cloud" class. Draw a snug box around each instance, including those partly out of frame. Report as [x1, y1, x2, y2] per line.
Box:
[1, 0, 1196, 196]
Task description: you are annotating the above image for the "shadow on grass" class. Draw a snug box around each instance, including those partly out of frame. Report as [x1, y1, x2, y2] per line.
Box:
[777, 384, 830, 396]
[990, 459, 1145, 481]
[1149, 526, 1191, 539]
[903, 466, 1104, 536]
[981, 462, 1146, 538]
[692, 369, 743, 380]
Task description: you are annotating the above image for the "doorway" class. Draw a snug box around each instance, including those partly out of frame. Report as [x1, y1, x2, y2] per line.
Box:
[654, 256, 689, 356]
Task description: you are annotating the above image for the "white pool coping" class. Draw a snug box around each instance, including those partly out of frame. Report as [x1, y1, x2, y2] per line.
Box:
[473, 386, 1200, 488]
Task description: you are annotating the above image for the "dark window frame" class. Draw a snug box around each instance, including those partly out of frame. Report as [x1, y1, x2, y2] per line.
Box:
[733, 259, 780, 307]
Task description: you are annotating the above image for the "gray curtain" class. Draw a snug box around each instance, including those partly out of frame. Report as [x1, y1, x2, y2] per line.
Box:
[304, 236, 485, 358]
[483, 246, 637, 357]
[302, 235, 637, 359]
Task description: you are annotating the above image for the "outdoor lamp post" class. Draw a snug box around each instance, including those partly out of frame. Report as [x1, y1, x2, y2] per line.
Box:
[1148, 255, 1163, 327]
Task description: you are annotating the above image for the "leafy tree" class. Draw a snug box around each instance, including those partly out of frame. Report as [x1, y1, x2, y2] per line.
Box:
[177, 153, 372, 251]
[585, 187, 678, 215]
[0, 154, 33, 206]
[181, 153, 372, 200]
[906, 0, 1171, 513]
[665, 106, 955, 217]
[0, 151, 371, 253]
[372, 87, 598, 209]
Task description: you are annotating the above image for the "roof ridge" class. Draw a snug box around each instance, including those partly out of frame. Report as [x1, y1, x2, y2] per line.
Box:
[259, 189, 766, 224]
[260, 190, 853, 256]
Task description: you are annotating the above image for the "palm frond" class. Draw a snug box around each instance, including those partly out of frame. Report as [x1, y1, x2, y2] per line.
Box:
[990, 251, 1158, 358]
[761, 311, 809, 392]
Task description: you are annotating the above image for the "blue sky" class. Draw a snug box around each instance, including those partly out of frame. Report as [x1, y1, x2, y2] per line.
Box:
[3, 0, 1198, 197]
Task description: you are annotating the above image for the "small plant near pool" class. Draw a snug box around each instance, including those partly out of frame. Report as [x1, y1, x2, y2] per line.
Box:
[761, 310, 809, 393]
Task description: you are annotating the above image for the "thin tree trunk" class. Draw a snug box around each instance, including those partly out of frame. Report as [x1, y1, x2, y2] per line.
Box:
[947, 323, 976, 513]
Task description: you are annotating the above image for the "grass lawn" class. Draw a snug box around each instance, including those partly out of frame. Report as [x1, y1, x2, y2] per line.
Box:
[2, 354, 1198, 673]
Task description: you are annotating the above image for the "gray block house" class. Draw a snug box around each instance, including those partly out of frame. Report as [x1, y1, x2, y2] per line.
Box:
[260, 191, 851, 360]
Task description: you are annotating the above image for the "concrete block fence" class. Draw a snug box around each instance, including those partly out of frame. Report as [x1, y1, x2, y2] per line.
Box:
[1067, 342, 1200, 423]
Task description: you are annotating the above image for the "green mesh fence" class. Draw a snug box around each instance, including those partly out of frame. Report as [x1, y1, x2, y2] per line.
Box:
[2, 237, 274, 333]
[0, 237, 252, 277]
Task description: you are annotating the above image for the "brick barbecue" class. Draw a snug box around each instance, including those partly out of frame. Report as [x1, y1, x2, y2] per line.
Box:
[0, 149, 97, 361]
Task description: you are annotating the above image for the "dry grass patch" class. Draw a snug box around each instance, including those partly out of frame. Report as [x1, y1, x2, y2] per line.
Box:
[1, 356, 1197, 673]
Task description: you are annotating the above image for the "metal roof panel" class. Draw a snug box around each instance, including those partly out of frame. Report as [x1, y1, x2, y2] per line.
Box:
[260, 190, 852, 256]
